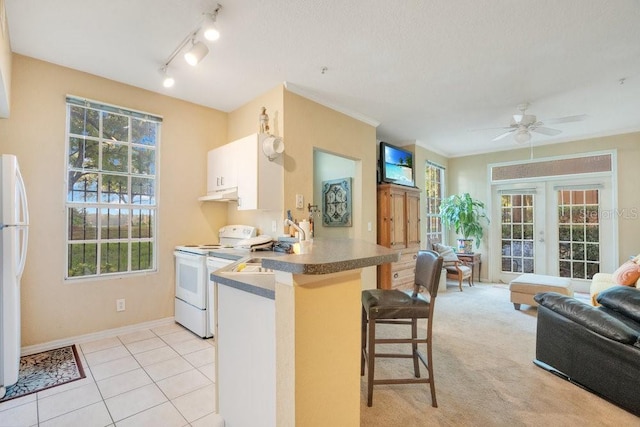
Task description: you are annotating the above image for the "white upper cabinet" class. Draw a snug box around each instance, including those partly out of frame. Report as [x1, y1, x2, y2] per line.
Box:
[207, 142, 237, 193]
[202, 133, 283, 210]
[236, 133, 283, 211]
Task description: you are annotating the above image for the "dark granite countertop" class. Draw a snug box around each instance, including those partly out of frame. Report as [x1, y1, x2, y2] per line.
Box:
[260, 238, 400, 274]
[212, 238, 400, 299]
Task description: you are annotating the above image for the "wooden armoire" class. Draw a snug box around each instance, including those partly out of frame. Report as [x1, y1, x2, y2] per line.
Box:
[376, 183, 421, 290]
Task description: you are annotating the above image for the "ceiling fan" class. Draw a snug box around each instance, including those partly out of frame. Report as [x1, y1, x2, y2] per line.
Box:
[492, 103, 587, 144]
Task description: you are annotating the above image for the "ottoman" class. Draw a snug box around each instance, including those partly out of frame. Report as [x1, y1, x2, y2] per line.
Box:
[508, 273, 573, 310]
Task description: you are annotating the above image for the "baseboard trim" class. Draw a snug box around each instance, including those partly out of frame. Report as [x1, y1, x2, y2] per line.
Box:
[21, 317, 176, 356]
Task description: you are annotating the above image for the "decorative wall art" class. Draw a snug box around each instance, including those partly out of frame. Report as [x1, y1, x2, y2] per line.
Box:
[322, 178, 352, 227]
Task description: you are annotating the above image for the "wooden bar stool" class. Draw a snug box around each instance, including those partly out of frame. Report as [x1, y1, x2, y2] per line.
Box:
[361, 250, 443, 407]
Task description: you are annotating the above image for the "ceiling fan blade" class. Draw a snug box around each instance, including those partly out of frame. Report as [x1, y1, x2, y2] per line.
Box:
[544, 114, 587, 125]
[492, 129, 516, 141]
[531, 127, 562, 136]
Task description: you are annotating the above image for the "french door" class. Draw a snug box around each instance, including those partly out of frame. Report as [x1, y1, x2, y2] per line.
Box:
[491, 177, 616, 292]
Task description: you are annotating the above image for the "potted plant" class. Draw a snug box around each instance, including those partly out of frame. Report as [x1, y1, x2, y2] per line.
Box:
[439, 193, 489, 253]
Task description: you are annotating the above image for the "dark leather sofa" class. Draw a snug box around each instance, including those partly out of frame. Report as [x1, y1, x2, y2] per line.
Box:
[533, 286, 640, 416]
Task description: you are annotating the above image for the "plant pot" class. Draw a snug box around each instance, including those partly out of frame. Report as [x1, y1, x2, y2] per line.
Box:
[457, 238, 474, 254]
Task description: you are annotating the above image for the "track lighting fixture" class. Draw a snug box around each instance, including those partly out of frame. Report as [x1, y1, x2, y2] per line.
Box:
[159, 65, 175, 88]
[202, 9, 221, 41]
[159, 4, 222, 87]
[184, 41, 209, 66]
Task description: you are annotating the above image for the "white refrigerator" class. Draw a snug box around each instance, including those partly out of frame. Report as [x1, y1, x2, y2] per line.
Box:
[0, 154, 29, 399]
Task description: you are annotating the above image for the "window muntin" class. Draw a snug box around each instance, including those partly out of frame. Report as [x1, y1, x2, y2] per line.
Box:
[425, 162, 445, 245]
[558, 189, 600, 280]
[500, 194, 535, 274]
[65, 97, 160, 279]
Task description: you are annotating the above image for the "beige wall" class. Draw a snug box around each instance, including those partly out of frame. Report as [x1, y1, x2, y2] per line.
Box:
[225, 85, 285, 235]
[0, 55, 228, 346]
[283, 90, 379, 286]
[0, 0, 11, 117]
[447, 132, 640, 278]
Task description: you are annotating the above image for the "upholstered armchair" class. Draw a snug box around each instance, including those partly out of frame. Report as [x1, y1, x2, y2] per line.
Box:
[432, 242, 473, 291]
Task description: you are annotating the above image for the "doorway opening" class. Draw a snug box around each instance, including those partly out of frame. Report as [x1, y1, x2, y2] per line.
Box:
[489, 151, 617, 292]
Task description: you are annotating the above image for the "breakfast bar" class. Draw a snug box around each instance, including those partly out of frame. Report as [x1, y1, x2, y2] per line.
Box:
[212, 238, 399, 427]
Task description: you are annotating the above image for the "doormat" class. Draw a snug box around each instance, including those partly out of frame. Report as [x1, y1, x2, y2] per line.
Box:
[1, 345, 85, 402]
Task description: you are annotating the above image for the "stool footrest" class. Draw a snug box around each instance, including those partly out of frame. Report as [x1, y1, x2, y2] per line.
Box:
[375, 353, 417, 359]
[373, 378, 431, 385]
[376, 338, 427, 344]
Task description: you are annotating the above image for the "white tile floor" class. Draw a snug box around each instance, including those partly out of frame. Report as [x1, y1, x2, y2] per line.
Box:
[0, 323, 225, 427]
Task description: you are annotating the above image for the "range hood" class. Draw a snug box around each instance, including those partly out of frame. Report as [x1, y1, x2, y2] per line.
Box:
[198, 187, 239, 202]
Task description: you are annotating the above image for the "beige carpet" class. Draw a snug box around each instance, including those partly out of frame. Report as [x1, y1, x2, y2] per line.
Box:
[360, 283, 638, 426]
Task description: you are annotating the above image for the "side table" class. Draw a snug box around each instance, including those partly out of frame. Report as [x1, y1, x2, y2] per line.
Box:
[455, 252, 481, 283]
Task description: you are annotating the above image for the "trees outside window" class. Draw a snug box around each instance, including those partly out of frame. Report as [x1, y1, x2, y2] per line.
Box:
[66, 97, 160, 278]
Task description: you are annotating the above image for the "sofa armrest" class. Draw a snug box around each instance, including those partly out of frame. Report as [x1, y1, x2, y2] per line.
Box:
[534, 292, 640, 346]
[597, 286, 640, 323]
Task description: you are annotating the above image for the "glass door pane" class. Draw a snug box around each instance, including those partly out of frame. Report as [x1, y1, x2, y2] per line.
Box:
[557, 189, 600, 279]
[500, 194, 535, 274]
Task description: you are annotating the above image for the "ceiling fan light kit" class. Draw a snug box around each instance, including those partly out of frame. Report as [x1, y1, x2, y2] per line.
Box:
[491, 102, 586, 144]
[514, 129, 531, 144]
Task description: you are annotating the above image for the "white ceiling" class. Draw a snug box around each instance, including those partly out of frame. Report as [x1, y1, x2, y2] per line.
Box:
[5, 0, 640, 157]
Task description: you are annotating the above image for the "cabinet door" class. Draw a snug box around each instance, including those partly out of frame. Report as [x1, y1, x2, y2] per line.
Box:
[406, 190, 421, 247]
[389, 188, 407, 249]
[208, 143, 238, 192]
[235, 135, 258, 210]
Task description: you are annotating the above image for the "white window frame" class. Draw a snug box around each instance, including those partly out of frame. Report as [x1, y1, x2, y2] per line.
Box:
[425, 161, 446, 245]
[64, 96, 161, 280]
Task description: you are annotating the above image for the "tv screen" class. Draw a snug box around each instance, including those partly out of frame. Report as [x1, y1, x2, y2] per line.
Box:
[380, 142, 415, 187]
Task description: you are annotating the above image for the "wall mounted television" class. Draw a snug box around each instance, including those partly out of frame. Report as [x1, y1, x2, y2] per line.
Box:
[379, 142, 415, 187]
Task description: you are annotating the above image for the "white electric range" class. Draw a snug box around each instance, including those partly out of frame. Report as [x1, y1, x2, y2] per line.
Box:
[174, 225, 261, 338]
[173, 225, 273, 338]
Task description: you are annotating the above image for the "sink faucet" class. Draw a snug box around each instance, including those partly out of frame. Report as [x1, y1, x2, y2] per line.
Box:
[284, 218, 305, 241]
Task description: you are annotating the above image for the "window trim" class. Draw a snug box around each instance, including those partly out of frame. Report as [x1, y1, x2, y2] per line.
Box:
[425, 161, 446, 245]
[64, 96, 161, 280]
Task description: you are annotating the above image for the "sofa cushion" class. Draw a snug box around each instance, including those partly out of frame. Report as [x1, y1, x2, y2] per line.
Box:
[534, 292, 640, 345]
[612, 260, 640, 285]
[596, 286, 640, 324]
[433, 243, 459, 262]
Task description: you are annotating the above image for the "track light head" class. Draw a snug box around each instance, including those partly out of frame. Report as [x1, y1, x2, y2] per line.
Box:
[202, 16, 220, 41]
[163, 75, 175, 88]
[184, 41, 209, 66]
[159, 66, 175, 88]
[203, 4, 222, 41]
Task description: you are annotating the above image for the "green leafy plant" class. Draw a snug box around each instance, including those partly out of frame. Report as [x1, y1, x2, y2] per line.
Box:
[439, 193, 489, 249]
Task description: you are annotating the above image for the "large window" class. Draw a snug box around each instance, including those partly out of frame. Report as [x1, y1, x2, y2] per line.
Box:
[425, 162, 445, 245]
[65, 96, 161, 279]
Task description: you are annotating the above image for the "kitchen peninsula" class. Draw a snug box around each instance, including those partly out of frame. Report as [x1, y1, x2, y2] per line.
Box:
[212, 238, 399, 427]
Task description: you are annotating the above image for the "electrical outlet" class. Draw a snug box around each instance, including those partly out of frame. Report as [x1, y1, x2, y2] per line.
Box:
[271, 220, 277, 232]
[116, 299, 126, 312]
[296, 194, 304, 209]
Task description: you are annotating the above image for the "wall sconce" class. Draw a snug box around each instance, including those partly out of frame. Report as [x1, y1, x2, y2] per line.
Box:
[159, 4, 222, 87]
[262, 135, 285, 161]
